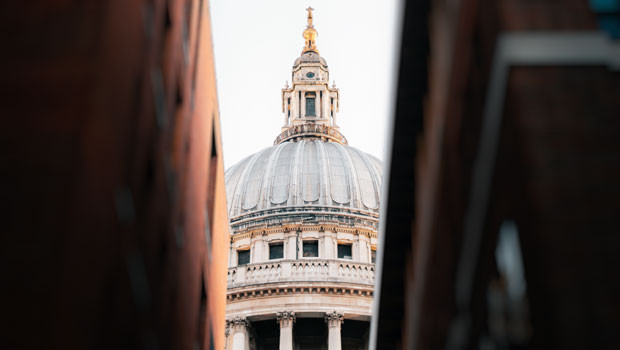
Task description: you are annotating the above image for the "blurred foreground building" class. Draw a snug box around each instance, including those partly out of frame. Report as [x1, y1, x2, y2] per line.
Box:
[224, 9, 381, 350]
[372, 1, 620, 349]
[2, 1, 228, 349]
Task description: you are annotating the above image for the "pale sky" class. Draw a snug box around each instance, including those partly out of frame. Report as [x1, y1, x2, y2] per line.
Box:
[210, 0, 401, 169]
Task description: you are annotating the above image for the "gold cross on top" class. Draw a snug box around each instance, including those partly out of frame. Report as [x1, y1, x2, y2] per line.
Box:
[306, 7, 314, 27]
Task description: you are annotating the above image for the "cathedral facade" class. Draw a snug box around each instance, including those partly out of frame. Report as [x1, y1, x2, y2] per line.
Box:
[224, 9, 382, 350]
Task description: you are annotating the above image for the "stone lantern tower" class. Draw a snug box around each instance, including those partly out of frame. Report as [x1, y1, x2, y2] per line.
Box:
[225, 8, 381, 350]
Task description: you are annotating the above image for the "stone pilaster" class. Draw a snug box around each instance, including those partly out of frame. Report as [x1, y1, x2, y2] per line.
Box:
[276, 311, 296, 350]
[325, 311, 344, 350]
[225, 322, 230, 350]
[228, 317, 249, 350]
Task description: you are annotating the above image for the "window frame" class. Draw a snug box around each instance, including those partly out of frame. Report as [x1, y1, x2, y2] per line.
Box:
[302, 240, 319, 258]
[237, 249, 250, 266]
[305, 92, 316, 117]
[337, 243, 353, 260]
[269, 242, 284, 260]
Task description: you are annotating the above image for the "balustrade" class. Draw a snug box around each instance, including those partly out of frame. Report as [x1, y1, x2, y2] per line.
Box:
[273, 124, 348, 145]
[227, 259, 375, 288]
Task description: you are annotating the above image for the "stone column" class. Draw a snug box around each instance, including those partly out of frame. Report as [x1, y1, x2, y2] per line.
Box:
[284, 94, 289, 126]
[276, 311, 295, 350]
[285, 231, 297, 260]
[324, 231, 336, 259]
[325, 311, 344, 350]
[228, 317, 249, 350]
[301, 93, 306, 118]
[252, 234, 265, 263]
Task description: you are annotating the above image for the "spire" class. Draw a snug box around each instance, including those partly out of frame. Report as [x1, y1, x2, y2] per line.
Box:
[302, 7, 318, 54]
[275, 7, 344, 145]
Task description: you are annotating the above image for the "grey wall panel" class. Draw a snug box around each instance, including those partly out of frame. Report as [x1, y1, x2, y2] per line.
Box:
[270, 142, 294, 204]
[348, 147, 379, 210]
[225, 162, 244, 210]
[241, 148, 272, 210]
[326, 142, 351, 204]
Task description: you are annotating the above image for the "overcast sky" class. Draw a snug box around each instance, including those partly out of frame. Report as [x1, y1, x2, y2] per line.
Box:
[210, 0, 402, 169]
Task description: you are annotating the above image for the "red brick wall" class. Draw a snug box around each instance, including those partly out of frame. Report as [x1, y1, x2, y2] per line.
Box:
[1, 1, 228, 349]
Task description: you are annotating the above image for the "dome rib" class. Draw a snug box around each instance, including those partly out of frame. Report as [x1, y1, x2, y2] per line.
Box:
[317, 141, 331, 206]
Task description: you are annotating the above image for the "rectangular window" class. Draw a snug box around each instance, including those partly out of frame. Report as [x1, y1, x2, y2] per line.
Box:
[371, 249, 376, 264]
[303, 241, 319, 257]
[305, 92, 316, 117]
[269, 243, 284, 260]
[237, 250, 250, 265]
[338, 244, 352, 260]
[306, 97, 316, 116]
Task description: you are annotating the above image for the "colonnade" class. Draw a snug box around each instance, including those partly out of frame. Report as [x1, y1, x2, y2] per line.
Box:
[226, 311, 345, 350]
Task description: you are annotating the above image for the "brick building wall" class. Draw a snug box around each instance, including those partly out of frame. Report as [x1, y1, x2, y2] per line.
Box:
[372, 0, 620, 349]
[1, 1, 228, 349]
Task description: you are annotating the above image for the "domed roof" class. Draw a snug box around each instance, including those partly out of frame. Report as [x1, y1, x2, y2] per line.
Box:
[293, 51, 327, 67]
[225, 140, 382, 220]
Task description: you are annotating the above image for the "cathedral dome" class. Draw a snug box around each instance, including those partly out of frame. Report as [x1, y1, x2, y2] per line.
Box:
[225, 140, 382, 222]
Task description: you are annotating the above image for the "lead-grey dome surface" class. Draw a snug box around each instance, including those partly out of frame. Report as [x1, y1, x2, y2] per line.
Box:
[225, 140, 382, 220]
[293, 51, 328, 67]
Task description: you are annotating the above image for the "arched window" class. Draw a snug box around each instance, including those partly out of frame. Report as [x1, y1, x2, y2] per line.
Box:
[305, 92, 316, 117]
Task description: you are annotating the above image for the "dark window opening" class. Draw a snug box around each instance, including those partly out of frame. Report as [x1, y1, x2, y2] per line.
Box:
[287, 97, 291, 118]
[306, 92, 316, 117]
[269, 243, 284, 260]
[338, 244, 352, 260]
[371, 249, 376, 264]
[303, 241, 319, 257]
[237, 250, 250, 265]
[590, 0, 620, 38]
[306, 98, 316, 116]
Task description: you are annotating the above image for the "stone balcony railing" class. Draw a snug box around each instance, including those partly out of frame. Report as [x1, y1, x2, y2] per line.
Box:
[227, 259, 375, 289]
[273, 123, 348, 145]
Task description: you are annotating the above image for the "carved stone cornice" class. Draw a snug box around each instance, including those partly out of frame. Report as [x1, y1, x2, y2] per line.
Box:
[276, 311, 296, 328]
[325, 311, 344, 329]
[231, 224, 377, 243]
[227, 284, 373, 301]
[229, 207, 380, 234]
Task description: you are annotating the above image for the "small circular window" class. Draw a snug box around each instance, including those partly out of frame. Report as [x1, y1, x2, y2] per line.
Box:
[306, 72, 315, 78]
